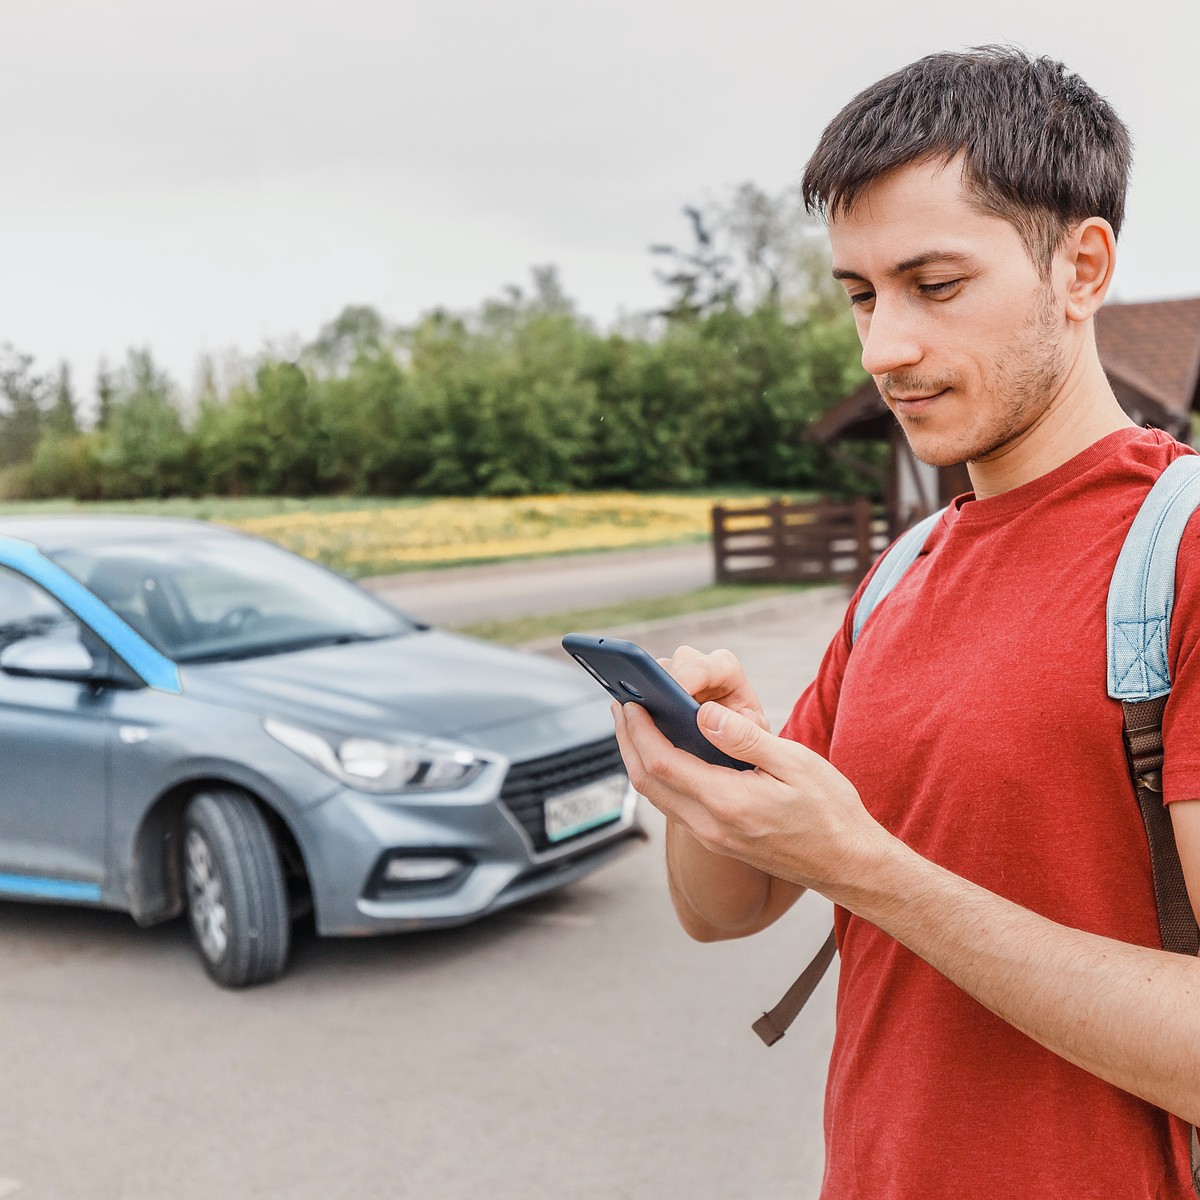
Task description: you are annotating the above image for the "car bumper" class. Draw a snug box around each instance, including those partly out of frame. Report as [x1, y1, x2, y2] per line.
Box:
[298, 753, 646, 936]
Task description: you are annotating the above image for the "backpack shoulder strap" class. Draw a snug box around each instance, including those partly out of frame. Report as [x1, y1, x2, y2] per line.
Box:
[1107, 454, 1200, 965]
[1107, 454, 1200, 702]
[1107, 454, 1200, 1195]
[852, 507, 946, 643]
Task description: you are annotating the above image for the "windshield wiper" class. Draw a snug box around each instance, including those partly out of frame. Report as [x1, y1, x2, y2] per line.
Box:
[179, 631, 399, 665]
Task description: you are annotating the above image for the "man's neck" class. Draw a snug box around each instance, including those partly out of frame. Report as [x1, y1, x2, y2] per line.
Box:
[966, 356, 1134, 499]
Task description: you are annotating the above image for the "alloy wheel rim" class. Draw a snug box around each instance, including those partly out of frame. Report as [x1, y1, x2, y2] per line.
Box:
[184, 828, 228, 962]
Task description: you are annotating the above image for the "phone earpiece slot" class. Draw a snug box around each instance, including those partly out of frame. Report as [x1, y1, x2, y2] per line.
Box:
[572, 654, 619, 697]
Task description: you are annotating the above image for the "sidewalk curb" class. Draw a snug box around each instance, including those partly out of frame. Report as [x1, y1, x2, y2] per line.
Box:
[519, 584, 849, 659]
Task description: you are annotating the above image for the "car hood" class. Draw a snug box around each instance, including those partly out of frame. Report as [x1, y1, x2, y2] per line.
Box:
[179, 629, 607, 743]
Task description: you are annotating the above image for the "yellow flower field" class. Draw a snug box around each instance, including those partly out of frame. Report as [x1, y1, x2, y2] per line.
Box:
[229, 493, 781, 577]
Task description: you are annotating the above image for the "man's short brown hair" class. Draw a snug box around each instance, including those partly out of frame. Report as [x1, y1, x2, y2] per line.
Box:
[801, 46, 1133, 275]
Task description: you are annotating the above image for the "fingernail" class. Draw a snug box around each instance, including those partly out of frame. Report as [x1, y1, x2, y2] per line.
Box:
[699, 702, 726, 732]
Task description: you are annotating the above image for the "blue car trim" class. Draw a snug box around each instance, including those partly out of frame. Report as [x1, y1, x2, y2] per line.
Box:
[0, 872, 103, 902]
[0, 535, 183, 694]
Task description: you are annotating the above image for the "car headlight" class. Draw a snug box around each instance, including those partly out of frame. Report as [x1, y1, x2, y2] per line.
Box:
[263, 716, 485, 793]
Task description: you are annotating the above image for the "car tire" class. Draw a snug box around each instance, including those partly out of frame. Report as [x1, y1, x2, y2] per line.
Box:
[182, 789, 291, 987]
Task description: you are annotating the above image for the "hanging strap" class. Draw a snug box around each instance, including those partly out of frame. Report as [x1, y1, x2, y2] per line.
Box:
[1121, 697, 1199, 957]
[1193, 1126, 1200, 1196]
[752, 928, 837, 1046]
[1121, 695, 1200, 1194]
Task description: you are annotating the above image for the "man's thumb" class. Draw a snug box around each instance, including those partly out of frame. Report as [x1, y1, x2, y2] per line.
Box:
[698, 700, 774, 766]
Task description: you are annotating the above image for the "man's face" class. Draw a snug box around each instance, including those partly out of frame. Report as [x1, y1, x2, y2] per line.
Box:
[827, 158, 1070, 469]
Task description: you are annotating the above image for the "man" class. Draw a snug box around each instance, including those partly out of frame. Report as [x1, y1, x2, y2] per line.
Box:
[613, 48, 1200, 1198]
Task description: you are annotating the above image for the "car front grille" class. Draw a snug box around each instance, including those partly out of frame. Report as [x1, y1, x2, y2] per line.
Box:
[499, 737, 627, 852]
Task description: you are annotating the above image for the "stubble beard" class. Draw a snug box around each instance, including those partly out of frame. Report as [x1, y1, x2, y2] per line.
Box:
[886, 287, 1069, 469]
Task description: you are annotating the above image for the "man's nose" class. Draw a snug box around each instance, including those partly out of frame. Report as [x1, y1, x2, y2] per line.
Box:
[859, 302, 923, 377]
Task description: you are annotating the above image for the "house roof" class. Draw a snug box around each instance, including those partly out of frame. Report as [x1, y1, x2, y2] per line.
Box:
[1094, 297, 1200, 417]
[811, 296, 1200, 444]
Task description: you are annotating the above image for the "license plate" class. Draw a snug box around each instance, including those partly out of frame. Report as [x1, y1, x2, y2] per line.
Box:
[544, 773, 627, 842]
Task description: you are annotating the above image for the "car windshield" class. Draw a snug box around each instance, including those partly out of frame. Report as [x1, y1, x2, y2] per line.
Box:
[48, 532, 415, 664]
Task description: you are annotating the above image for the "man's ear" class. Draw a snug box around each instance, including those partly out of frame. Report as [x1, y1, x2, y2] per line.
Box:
[1062, 218, 1117, 322]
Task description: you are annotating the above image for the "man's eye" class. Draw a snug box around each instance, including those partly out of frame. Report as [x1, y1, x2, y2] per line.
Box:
[848, 291, 875, 307]
[919, 279, 962, 297]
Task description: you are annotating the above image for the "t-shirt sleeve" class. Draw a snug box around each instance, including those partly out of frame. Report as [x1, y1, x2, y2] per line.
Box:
[1162, 507, 1200, 804]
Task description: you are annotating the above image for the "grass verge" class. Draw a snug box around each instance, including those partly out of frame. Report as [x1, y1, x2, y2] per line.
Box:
[0, 490, 813, 577]
[452, 582, 810, 645]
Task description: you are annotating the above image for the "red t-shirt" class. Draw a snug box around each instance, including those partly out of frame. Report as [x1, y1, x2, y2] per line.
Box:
[781, 428, 1200, 1199]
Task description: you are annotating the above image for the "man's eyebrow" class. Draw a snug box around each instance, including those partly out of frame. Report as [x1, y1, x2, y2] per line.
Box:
[831, 250, 977, 283]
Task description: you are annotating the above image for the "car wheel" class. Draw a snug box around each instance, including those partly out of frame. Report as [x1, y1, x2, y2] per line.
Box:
[182, 789, 290, 987]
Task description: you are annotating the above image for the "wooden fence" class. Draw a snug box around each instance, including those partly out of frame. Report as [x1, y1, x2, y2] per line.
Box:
[711, 497, 890, 585]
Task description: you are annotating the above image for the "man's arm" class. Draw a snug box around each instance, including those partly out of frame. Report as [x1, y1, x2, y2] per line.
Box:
[614, 699, 1200, 1126]
[664, 821, 805, 941]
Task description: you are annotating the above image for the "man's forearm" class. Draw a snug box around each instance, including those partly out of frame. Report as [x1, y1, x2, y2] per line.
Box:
[838, 832, 1200, 1125]
[665, 819, 803, 940]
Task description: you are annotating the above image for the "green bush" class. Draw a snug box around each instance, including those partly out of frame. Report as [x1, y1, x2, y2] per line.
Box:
[5, 270, 875, 502]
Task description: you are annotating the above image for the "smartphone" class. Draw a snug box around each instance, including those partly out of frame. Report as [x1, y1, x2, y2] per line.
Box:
[562, 633, 753, 770]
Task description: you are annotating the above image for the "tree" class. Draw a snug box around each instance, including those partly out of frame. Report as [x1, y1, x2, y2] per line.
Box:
[98, 349, 193, 497]
[0, 345, 47, 467]
[304, 305, 389, 376]
[48, 362, 79, 437]
[650, 206, 739, 321]
[95, 360, 117, 431]
[651, 183, 844, 322]
[644, 184, 870, 492]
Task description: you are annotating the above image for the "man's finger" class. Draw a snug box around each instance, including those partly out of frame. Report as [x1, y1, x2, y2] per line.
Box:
[668, 648, 738, 698]
[618, 701, 705, 796]
[696, 701, 799, 777]
[611, 701, 647, 782]
[615, 703, 734, 840]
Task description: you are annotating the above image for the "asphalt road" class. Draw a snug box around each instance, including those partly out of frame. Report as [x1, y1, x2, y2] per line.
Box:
[0, 574, 850, 1200]
[360, 543, 716, 626]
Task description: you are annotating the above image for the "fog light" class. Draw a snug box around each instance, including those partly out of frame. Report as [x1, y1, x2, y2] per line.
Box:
[382, 856, 463, 883]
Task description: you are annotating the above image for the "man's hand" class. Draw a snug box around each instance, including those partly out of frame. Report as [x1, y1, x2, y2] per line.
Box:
[613, 689, 891, 902]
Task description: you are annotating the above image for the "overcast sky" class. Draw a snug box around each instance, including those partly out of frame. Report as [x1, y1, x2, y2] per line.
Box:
[3, 0, 1196, 399]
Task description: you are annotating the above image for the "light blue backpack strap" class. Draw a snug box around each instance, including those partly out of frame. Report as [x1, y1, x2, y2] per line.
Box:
[1107, 456, 1200, 701]
[852, 508, 946, 643]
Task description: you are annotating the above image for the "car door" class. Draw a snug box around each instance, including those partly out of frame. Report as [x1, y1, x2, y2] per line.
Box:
[0, 564, 110, 899]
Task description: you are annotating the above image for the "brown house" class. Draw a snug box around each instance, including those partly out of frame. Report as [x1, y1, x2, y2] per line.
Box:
[810, 297, 1200, 535]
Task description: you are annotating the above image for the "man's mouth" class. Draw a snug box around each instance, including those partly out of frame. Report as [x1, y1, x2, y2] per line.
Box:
[888, 388, 949, 414]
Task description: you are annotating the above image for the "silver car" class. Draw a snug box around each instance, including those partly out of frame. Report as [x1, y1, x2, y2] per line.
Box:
[0, 516, 643, 986]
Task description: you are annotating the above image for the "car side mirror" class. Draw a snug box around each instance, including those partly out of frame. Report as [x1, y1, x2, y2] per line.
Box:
[0, 639, 138, 688]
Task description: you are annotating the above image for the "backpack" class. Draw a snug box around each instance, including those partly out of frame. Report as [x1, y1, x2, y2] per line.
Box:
[751, 454, 1200, 1193]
